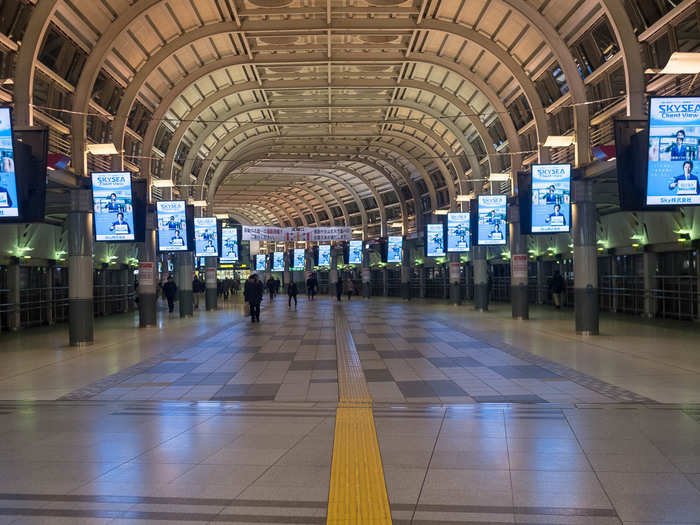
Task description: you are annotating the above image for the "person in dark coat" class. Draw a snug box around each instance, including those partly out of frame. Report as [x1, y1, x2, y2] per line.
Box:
[244, 274, 264, 322]
[266, 277, 276, 301]
[335, 277, 343, 302]
[162, 276, 178, 315]
[287, 281, 298, 309]
[551, 271, 565, 309]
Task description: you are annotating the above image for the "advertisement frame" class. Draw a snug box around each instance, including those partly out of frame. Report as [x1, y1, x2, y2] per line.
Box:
[476, 194, 508, 246]
[90, 171, 136, 242]
[530, 163, 571, 234]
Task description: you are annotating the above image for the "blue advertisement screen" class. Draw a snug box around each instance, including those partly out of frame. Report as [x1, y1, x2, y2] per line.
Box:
[255, 254, 266, 272]
[293, 248, 305, 269]
[318, 244, 331, 266]
[0, 108, 18, 217]
[156, 200, 188, 251]
[647, 97, 700, 205]
[194, 217, 218, 256]
[531, 164, 571, 233]
[447, 213, 470, 252]
[477, 195, 507, 245]
[220, 228, 238, 262]
[91, 172, 134, 241]
[348, 240, 362, 265]
[426, 224, 445, 257]
[387, 236, 403, 263]
[272, 251, 284, 271]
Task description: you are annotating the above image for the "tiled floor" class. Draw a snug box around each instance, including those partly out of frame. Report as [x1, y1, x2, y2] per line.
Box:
[1, 295, 700, 524]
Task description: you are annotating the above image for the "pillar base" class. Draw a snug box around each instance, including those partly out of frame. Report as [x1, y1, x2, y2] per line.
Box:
[205, 288, 217, 311]
[138, 293, 157, 327]
[511, 285, 529, 320]
[574, 287, 599, 335]
[69, 299, 94, 346]
[179, 290, 194, 318]
[450, 282, 461, 305]
[474, 284, 489, 311]
[401, 281, 410, 300]
[362, 281, 370, 299]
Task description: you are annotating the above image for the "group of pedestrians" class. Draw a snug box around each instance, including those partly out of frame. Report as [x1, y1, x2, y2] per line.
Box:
[335, 276, 357, 302]
[266, 276, 282, 301]
[217, 277, 240, 300]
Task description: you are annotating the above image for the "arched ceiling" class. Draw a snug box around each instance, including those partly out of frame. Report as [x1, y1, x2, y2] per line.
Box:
[17, 0, 645, 232]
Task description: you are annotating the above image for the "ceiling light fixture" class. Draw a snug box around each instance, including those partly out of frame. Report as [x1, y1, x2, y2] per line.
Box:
[543, 135, 575, 148]
[645, 52, 700, 75]
[433, 209, 449, 215]
[455, 193, 475, 202]
[489, 172, 511, 182]
[86, 143, 119, 155]
[151, 179, 175, 188]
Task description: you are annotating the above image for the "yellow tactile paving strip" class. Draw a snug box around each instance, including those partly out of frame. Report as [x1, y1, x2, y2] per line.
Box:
[327, 306, 392, 524]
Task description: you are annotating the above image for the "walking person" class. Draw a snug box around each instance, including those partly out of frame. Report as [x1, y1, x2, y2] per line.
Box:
[287, 281, 298, 309]
[244, 274, 264, 322]
[192, 276, 201, 309]
[306, 275, 314, 300]
[335, 276, 343, 302]
[266, 277, 276, 301]
[550, 271, 565, 309]
[343, 276, 355, 301]
[162, 275, 178, 316]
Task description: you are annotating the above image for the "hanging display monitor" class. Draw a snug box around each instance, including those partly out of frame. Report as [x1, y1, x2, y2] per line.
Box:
[477, 194, 507, 245]
[0, 108, 18, 218]
[531, 164, 571, 233]
[426, 224, 445, 257]
[647, 97, 700, 205]
[194, 217, 218, 256]
[447, 212, 470, 252]
[255, 254, 266, 272]
[156, 200, 189, 251]
[387, 235, 403, 263]
[293, 248, 306, 269]
[272, 251, 284, 272]
[318, 244, 331, 266]
[220, 227, 239, 262]
[91, 172, 135, 241]
[348, 240, 362, 265]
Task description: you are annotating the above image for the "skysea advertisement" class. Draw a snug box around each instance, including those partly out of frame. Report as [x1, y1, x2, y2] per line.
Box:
[387, 236, 403, 263]
[220, 228, 239, 262]
[477, 194, 507, 245]
[647, 97, 700, 205]
[293, 248, 306, 269]
[255, 254, 266, 272]
[348, 240, 362, 265]
[426, 223, 445, 257]
[446, 212, 470, 252]
[0, 107, 18, 217]
[318, 244, 331, 266]
[531, 164, 571, 233]
[156, 200, 188, 251]
[91, 171, 134, 241]
[272, 251, 284, 271]
[194, 217, 218, 256]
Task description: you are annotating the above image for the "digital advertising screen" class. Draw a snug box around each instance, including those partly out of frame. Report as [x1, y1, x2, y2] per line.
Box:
[255, 254, 266, 272]
[647, 97, 700, 205]
[194, 217, 218, 257]
[348, 240, 363, 265]
[0, 108, 18, 218]
[387, 236, 403, 263]
[477, 194, 507, 245]
[91, 172, 134, 241]
[272, 251, 284, 272]
[447, 213, 470, 252]
[426, 224, 445, 257]
[531, 164, 571, 233]
[220, 227, 239, 262]
[318, 244, 331, 266]
[293, 248, 306, 270]
[156, 200, 189, 252]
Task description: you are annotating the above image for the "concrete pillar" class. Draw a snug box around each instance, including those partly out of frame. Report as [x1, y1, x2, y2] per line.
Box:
[7, 258, 20, 331]
[330, 245, 338, 296]
[418, 265, 426, 298]
[119, 267, 129, 313]
[284, 247, 291, 290]
[473, 247, 488, 311]
[536, 259, 546, 305]
[46, 263, 55, 325]
[177, 252, 194, 317]
[362, 249, 371, 298]
[509, 203, 529, 320]
[205, 256, 218, 310]
[642, 251, 657, 319]
[449, 254, 461, 305]
[610, 255, 619, 313]
[68, 189, 94, 346]
[572, 180, 599, 335]
[382, 267, 389, 297]
[401, 244, 411, 300]
[138, 211, 157, 327]
[98, 266, 108, 316]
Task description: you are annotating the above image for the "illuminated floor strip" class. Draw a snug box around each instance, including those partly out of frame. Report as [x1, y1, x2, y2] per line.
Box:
[327, 306, 392, 524]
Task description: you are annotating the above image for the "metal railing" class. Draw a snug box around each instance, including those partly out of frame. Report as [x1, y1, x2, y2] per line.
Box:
[653, 275, 698, 320]
[599, 275, 645, 315]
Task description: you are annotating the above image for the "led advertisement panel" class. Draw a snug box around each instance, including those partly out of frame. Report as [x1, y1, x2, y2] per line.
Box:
[272, 251, 284, 271]
[477, 194, 507, 245]
[293, 248, 306, 270]
[531, 164, 571, 233]
[91, 172, 134, 241]
[647, 97, 700, 205]
[0, 108, 18, 217]
[318, 244, 331, 266]
[194, 217, 218, 256]
[426, 223, 445, 257]
[156, 200, 188, 251]
[446, 212, 470, 252]
[255, 254, 266, 272]
[348, 240, 362, 265]
[220, 228, 239, 262]
[387, 236, 403, 263]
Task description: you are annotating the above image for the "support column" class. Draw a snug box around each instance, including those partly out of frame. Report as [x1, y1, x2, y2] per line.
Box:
[449, 254, 461, 305]
[329, 245, 338, 297]
[46, 262, 55, 325]
[138, 210, 157, 327]
[401, 244, 410, 300]
[572, 180, 599, 335]
[609, 255, 618, 313]
[362, 249, 370, 298]
[509, 202, 529, 320]
[7, 257, 20, 331]
[536, 259, 546, 305]
[177, 252, 194, 317]
[284, 246, 291, 290]
[119, 267, 129, 313]
[98, 265, 108, 316]
[68, 189, 94, 346]
[418, 265, 426, 298]
[205, 256, 218, 310]
[642, 251, 657, 319]
[382, 267, 389, 297]
[473, 246, 489, 311]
